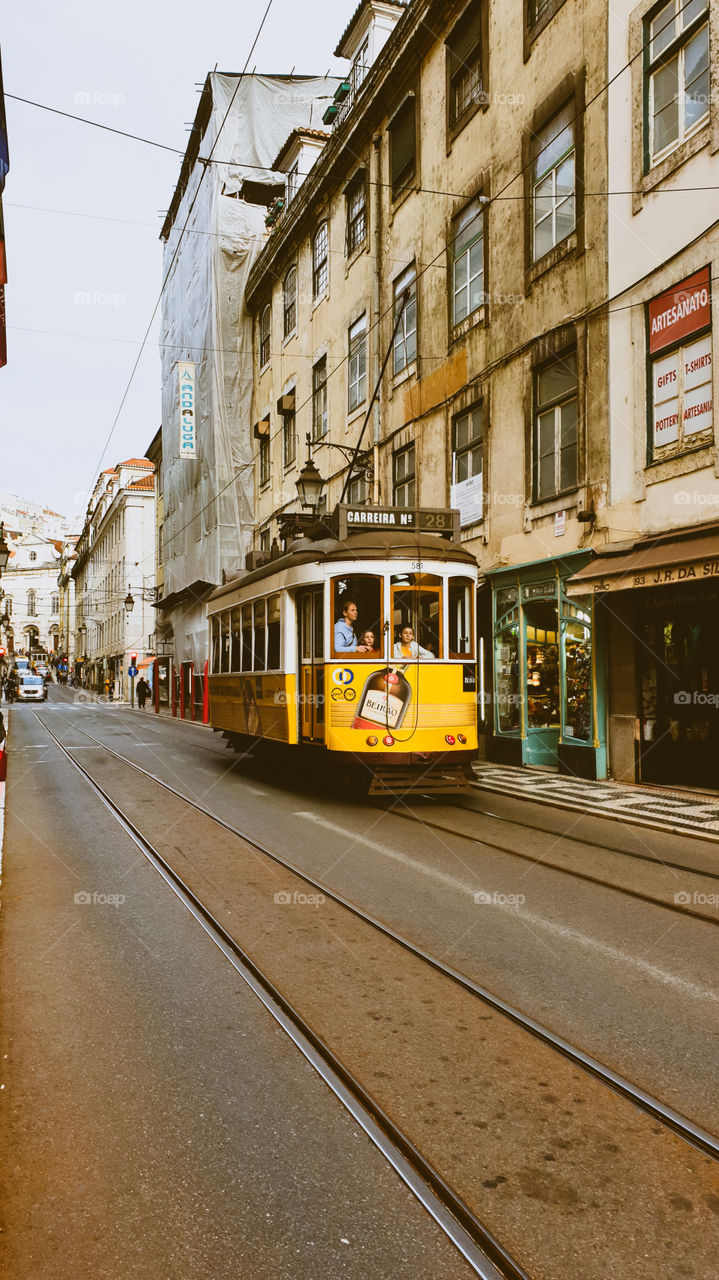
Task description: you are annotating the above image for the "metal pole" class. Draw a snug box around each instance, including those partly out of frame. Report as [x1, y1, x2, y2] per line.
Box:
[130, 674, 135, 708]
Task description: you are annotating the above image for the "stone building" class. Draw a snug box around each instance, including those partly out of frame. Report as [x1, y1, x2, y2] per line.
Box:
[245, 0, 610, 778]
[72, 459, 156, 696]
[0, 530, 62, 655]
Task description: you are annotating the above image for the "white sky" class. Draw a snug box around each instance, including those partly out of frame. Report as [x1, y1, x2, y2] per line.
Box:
[0, 0, 356, 520]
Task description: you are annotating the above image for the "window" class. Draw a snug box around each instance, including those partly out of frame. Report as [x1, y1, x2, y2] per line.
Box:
[283, 404, 296, 468]
[391, 572, 442, 658]
[287, 162, 299, 203]
[158, 524, 164, 565]
[331, 575, 383, 659]
[220, 612, 231, 673]
[312, 221, 329, 298]
[267, 595, 281, 669]
[259, 434, 271, 487]
[259, 303, 271, 367]
[532, 101, 575, 261]
[29, 551, 37, 562]
[646, 0, 709, 165]
[451, 199, 484, 325]
[5, 597, 11, 616]
[27, 590, 36, 617]
[449, 577, 475, 658]
[253, 599, 266, 671]
[648, 269, 712, 459]
[534, 352, 578, 500]
[283, 267, 297, 337]
[312, 356, 328, 440]
[346, 177, 367, 254]
[393, 266, 417, 374]
[241, 604, 253, 671]
[351, 39, 370, 96]
[389, 96, 416, 197]
[348, 314, 367, 411]
[393, 443, 416, 507]
[451, 406, 484, 525]
[447, 2, 483, 127]
[347, 473, 369, 505]
[51, 594, 59, 613]
[260, 529, 270, 553]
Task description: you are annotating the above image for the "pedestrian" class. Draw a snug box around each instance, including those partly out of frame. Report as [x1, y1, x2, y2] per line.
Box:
[136, 676, 150, 709]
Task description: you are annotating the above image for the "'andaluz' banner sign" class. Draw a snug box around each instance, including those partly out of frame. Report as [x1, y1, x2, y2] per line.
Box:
[178, 361, 196, 458]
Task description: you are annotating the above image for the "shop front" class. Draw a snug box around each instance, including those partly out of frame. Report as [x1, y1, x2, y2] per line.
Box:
[567, 523, 719, 790]
[489, 554, 606, 778]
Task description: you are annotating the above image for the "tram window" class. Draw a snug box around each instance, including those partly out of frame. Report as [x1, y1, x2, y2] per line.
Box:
[241, 604, 253, 671]
[448, 577, 474, 658]
[391, 573, 443, 659]
[230, 608, 242, 671]
[331, 575, 383, 658]
[254, 599, 266, 671]
[313, 591, 324, 661]
[267, 595, 281, 669]
[220, 613, 231, 673]
[211, 617, 221, 673]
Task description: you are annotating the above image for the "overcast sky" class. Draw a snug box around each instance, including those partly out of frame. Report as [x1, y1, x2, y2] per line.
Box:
[0, 0, 356, 520]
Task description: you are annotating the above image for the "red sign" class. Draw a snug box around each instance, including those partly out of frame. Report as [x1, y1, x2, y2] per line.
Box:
[648, 267, 711, 355]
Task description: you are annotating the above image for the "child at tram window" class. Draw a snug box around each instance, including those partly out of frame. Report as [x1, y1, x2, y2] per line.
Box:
[359, 629, 380, 655]
[393, 625, 435, 659]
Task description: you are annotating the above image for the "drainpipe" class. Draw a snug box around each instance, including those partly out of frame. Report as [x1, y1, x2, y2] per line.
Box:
[372, 132, 382, 505]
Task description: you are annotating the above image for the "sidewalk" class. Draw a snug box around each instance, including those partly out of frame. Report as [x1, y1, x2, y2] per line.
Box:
[471, 762, 719, 841]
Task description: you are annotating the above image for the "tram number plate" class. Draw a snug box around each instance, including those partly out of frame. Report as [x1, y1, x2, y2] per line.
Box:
[463, 664, 477, 692]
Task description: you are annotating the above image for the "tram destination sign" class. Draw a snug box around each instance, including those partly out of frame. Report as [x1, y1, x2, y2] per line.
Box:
[338, 505, 460, 540]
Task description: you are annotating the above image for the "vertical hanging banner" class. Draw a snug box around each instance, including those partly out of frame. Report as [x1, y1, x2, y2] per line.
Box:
[178, 361, 196, 458]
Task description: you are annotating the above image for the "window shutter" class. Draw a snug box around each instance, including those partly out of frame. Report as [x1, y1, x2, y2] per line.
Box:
[390, 97, 416, 190]
[448, 5, 481, 69]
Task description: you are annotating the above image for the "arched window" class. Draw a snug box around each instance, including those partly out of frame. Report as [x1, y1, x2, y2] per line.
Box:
[29, 551, 37, 562]
[312, 221, 328, 298]
[283, 266, 297, 338]
[259, 303, 271, 367]
[27, 590, 37, 617]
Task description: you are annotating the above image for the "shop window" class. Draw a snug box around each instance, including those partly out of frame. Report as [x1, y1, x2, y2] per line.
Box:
[393, 443, 416, 507]
[348, 314, 367, 411]
[448, 577, 475, 657]
[259, 434, 271, 487]
[389, 96, 416, 198]
[451, 405, 484, 525]
[312, 221, 329, 299]
[259, 303, 271, 367]
[534, 351, 578, 500]
[346, 175, 367, 255]
[241, 604, 253, 671]
[494, 588, 520, 732]
[531, 101, 575, 261]
[648, 269, 712, 460]
[267, 595, 281, 670]
[393, 266, 417, 373]
[312, 355, 328, 440]
[391, 572, 442, 659]
[220, 612, 231, 673]
[253, 599, 266, 671]
[331, 575, 383, 658]
[562, 597, 592, 741]
[283, 266, 297, 337]
[451, 199, 485, 327]
[447, 2, 484, 130]
[230, 608, 242, 672]
[211, 616, 221, 672]
[645, 0, 709, 168]
[525, 599, 560, 729]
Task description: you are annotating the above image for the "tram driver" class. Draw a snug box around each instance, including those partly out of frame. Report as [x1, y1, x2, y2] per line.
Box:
[334, 599, 370, 654]
[393, 625, 435, 660]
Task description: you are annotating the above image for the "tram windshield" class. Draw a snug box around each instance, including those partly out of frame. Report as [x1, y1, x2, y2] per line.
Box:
[331, 575, 383, 658]
[391, 573, 443, 659]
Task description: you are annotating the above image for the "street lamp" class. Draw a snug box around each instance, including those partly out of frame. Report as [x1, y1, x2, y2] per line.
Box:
[295, 435, 325, 513]
[124, 585, 135, 613]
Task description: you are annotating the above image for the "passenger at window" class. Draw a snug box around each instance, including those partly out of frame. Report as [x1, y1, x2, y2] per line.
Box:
[360, 629, 379, 655]
[393, 626, 434, 659]
[334, 600, 369, 653]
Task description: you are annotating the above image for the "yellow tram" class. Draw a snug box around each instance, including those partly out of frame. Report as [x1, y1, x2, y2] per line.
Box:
[206, 509, 479, 793]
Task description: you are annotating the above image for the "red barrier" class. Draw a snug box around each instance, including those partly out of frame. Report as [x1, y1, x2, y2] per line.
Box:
[203, 659, 209, 724]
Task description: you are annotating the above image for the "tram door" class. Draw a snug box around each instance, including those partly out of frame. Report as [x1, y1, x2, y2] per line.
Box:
[297, 587, 325, 742]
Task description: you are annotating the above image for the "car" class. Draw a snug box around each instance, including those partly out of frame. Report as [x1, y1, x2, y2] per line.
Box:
[16, 674, 48, 702]
[13, 657, 30, 671]
[35, 663, 49, 677]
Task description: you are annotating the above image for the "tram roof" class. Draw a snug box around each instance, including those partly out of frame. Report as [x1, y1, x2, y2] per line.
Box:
[208, 531, 478, 603]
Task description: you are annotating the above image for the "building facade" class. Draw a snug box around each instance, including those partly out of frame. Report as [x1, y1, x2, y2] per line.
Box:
[0, 530, 62, 655]
[246, 0, 610, 778]
[72, 459, 156, 697]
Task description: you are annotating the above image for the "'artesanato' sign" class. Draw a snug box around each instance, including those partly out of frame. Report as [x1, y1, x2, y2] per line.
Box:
[178, 361, 196, 458]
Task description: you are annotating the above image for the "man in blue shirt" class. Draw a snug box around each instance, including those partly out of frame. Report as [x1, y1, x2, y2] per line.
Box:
[334, 600, 370, 653]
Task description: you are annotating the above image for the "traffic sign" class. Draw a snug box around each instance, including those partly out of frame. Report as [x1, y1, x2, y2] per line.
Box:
[128, 666, 138, 678]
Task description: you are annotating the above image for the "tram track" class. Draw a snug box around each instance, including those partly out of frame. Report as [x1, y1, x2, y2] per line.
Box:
[35, 710, 719, 1164]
